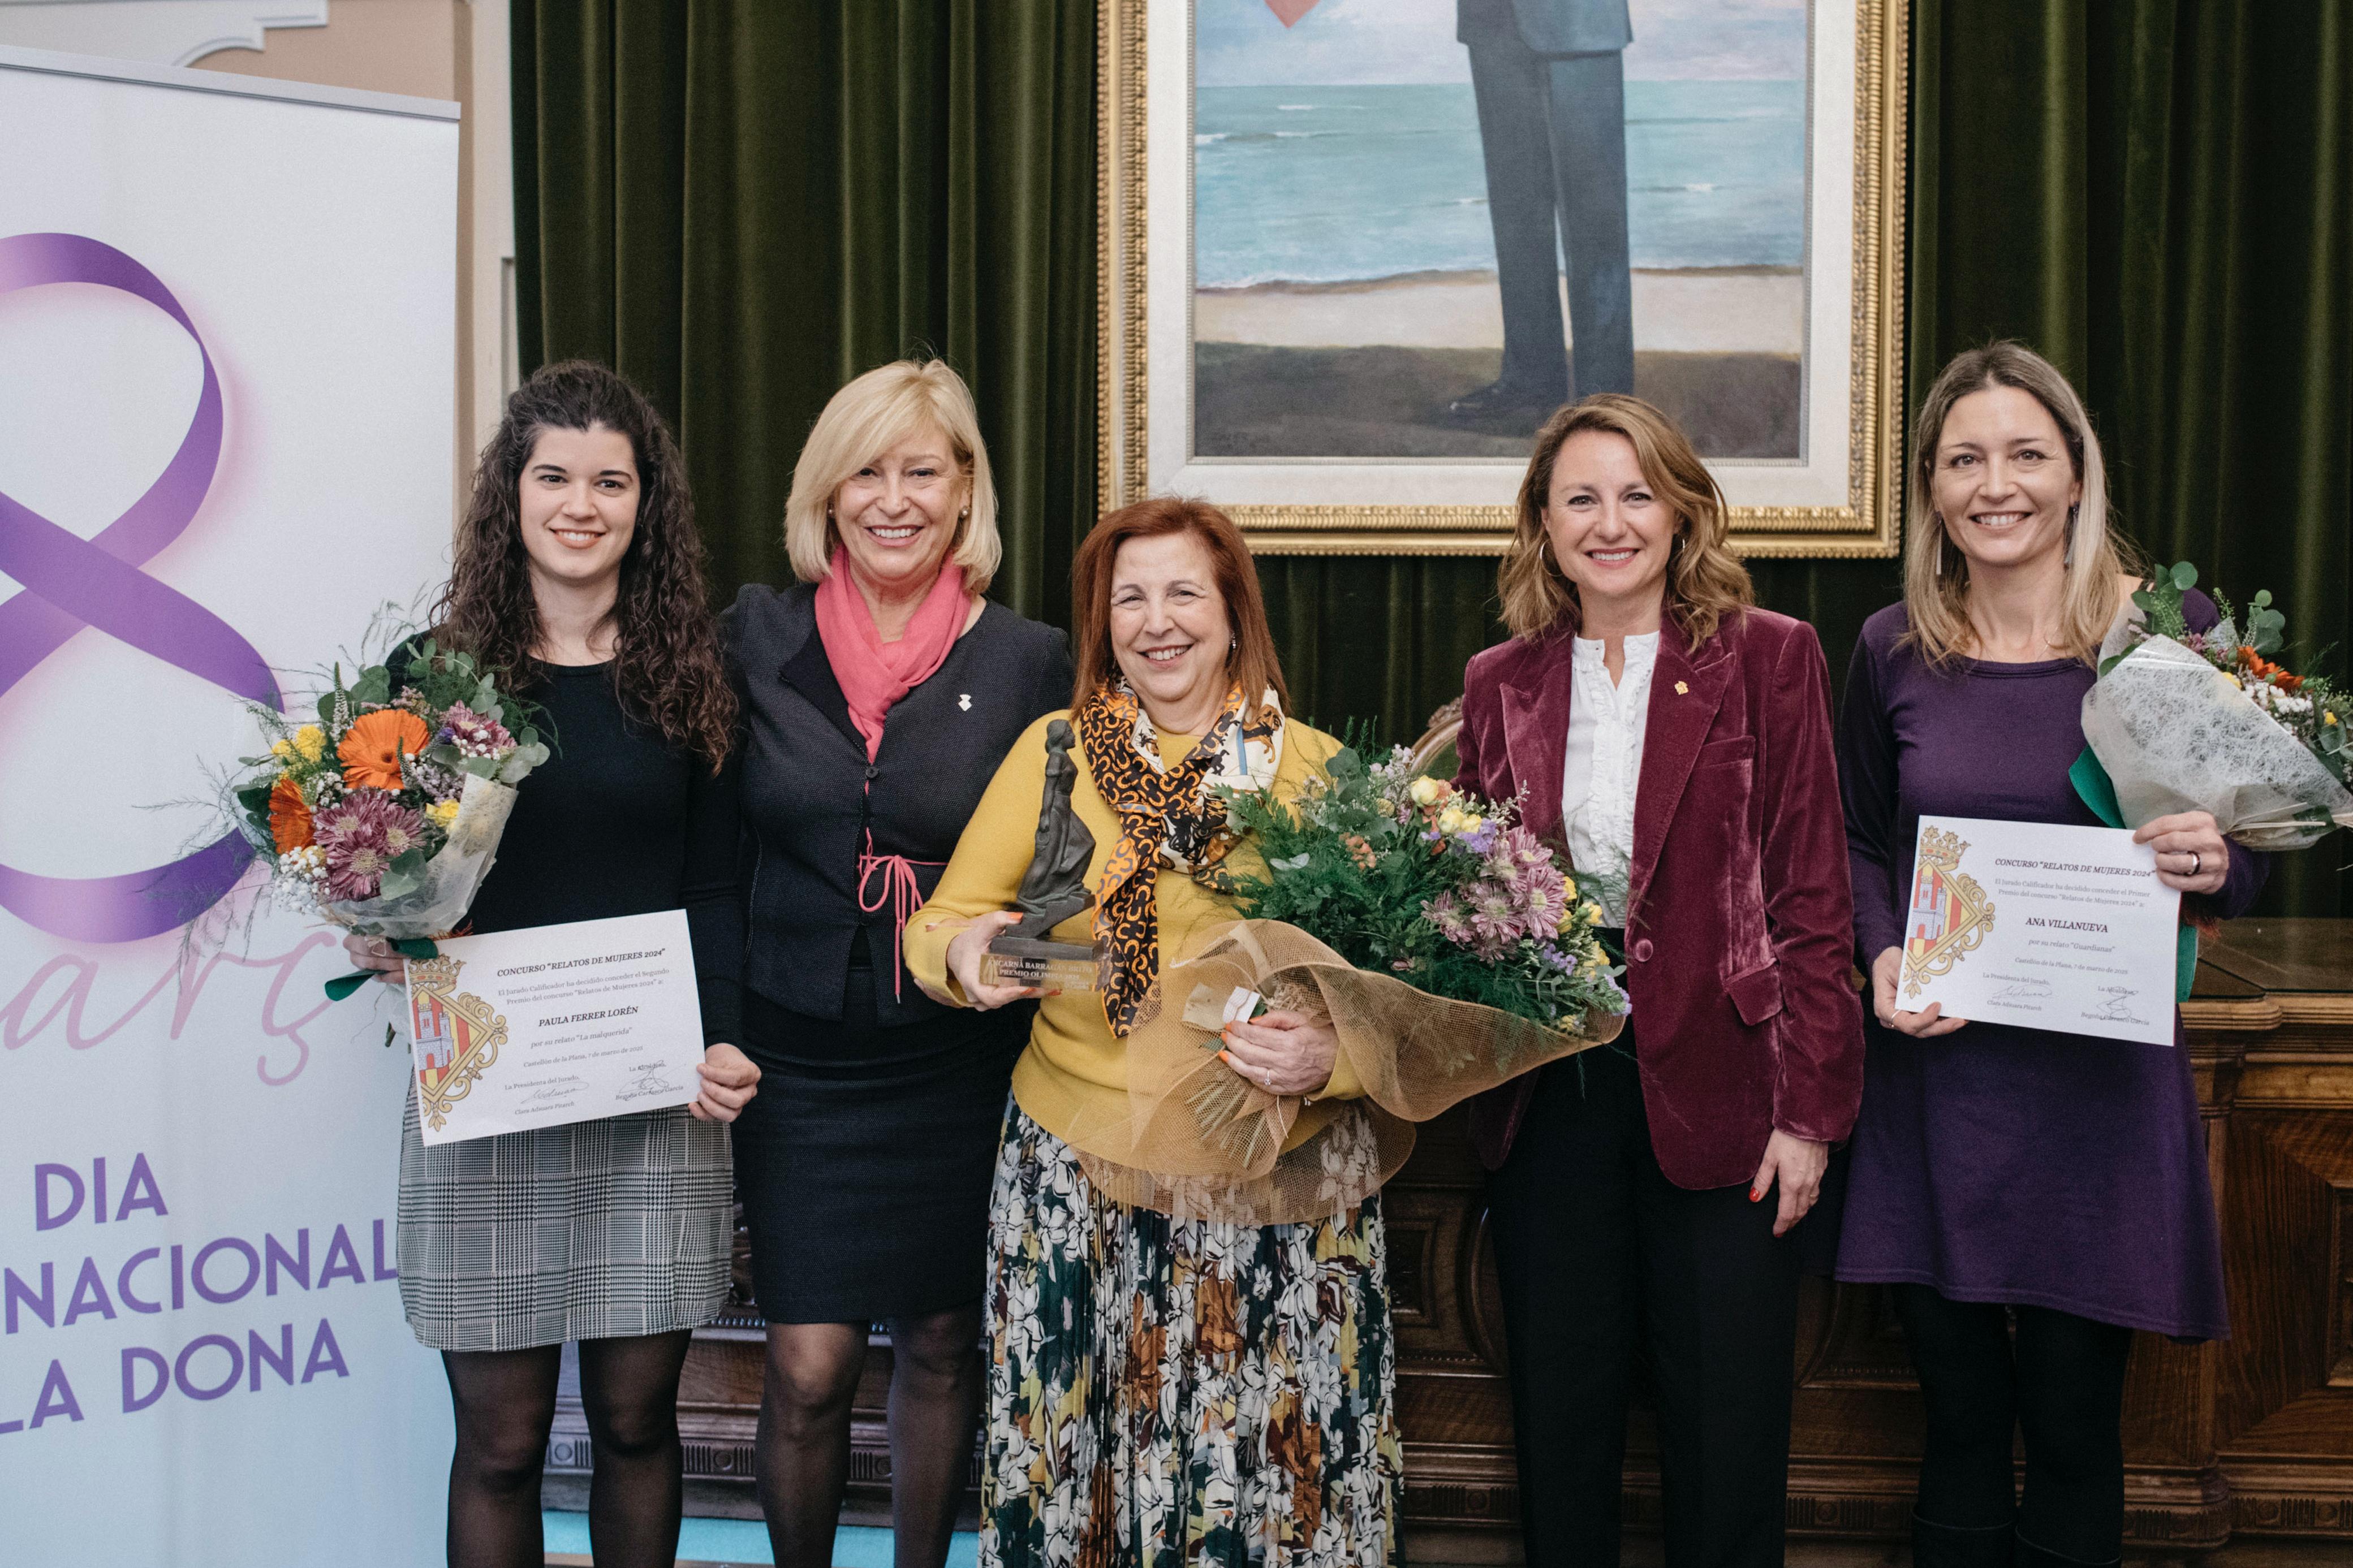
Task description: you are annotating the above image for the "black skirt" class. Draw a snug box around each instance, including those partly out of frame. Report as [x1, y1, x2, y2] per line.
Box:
[733, 948, 1029, 1324]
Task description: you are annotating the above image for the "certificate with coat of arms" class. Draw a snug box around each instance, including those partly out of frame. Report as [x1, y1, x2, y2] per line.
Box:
[406, 909, 706, 1144]
[1900, 816, 2182, 1046]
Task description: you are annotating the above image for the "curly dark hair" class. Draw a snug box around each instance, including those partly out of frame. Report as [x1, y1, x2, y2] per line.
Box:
[430, 360, 735, 769]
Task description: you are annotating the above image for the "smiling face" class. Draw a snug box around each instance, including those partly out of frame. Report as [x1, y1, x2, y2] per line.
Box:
[1108, 529, 1232, 734]
[1541, 428, 1678, 629]
[831, 425, 968, 599]
[1930, 384, 2082, 574]
[518, 424, 639, 593]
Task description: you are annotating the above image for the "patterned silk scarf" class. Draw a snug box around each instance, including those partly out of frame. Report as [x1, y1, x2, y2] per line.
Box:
[1075, 681, 1285, 1036]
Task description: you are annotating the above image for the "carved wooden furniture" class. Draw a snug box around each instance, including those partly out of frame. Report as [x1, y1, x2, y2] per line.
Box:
[546, 919, 2353, 1555]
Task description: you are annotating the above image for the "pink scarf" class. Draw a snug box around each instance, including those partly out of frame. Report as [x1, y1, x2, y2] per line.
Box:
[812, 547, 968, 762]
[813, 550, 969, 1000]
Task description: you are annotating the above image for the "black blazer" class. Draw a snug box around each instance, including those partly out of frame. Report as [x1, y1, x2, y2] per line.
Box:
[725, 581, 1073, 1026]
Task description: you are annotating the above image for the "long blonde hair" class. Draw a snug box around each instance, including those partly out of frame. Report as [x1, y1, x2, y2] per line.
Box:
[1903, 342, 2136, 666]
[1498, 394, 1753, 644]
[782, 358, 1002, 593]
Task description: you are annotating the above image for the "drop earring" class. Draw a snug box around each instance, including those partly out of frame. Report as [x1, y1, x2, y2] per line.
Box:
[2063, 503, 2079, 566]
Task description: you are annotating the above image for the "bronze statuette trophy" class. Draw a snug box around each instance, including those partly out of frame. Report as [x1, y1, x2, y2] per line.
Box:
[978, 718, 1102, 992]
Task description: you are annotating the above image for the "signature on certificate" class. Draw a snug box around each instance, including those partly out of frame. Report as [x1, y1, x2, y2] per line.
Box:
[2085, 986, 2149, 1027]
[520, 1076, 587, 1108]
[1990, 977, 2053, 1004]
[616, 1061, 686, 1102]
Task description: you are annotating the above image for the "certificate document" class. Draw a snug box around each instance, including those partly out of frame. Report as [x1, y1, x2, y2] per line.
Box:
[406, 909, 705, 1144]
[1901, 816, 2182, 1046]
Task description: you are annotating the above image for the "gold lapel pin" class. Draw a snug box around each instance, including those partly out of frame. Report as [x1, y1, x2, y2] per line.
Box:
[1674, 680, 1689, 696]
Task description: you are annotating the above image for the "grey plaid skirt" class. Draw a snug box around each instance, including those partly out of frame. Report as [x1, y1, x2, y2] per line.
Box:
[396, 1086, 733, 1351]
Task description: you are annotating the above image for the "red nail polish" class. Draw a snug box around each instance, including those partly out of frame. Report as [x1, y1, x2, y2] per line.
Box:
[1748, 1187, 1762, 1202]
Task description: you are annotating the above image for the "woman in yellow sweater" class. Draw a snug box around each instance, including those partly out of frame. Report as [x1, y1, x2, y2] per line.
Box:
[905, 497, 1402, 1568]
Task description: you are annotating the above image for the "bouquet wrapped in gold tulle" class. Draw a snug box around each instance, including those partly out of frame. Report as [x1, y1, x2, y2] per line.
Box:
[1080, 742, 1627, 1225]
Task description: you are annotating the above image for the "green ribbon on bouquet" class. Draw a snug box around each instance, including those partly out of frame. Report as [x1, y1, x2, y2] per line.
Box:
[2070, 748, 2198, 1004]
[322, 937, 441, 1003]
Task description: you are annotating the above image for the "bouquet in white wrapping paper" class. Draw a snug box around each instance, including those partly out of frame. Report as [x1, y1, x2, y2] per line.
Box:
[2080, 562, 2352, 851]
[225, 634, 550, 997]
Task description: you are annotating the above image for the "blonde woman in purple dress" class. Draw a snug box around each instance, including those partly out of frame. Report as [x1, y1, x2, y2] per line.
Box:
[1835, 342, 2264, 1568]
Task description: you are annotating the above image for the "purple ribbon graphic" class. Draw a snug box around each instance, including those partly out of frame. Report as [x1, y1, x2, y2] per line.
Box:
[0, 232, 281, 942]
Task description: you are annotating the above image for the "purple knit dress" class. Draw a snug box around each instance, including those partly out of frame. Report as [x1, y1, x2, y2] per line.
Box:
[1833, 600, 2264, 1339]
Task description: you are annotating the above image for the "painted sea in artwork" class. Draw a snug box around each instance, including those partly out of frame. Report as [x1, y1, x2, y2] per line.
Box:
[1195, 80, 1804, 287]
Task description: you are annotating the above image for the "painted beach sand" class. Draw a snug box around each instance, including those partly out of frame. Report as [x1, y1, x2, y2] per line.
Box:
[1193, 0, 1808, 461]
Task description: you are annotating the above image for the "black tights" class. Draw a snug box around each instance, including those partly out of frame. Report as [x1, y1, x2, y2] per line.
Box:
[757, 1304, 982, 1568]
[441, 1329, 695, 1568]
[1894, 1285, 2135, 1564]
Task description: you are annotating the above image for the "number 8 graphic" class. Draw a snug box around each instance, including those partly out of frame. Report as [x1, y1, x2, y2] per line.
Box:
[0, 232, 282, 942]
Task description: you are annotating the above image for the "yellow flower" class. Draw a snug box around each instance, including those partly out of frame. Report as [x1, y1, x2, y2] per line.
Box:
[2225, 672, 2243, 689]
[2328, 711, 2341, 727]
[1562, 876, 1578, 900]
[1437, 807, 1467, 835]
[271, 738, 294, 761]
[293, 724, 327, 761]
[426, 798, 461, 830]
[1581, 904, 1604, 925]
[1408, 776, 1444, 807]
[1459, 813, 1485, 833]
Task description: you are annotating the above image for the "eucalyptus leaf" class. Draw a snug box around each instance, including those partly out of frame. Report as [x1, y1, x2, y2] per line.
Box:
[376, 867, 420, 901]
[2130, 589, 2157, 612]
[461, 755, 498, 779]
[316, 691, 340, 728]
[2253, 589, 2274, 608]
[471, 679, 498, 712]
[2171, 561, 2199, 590]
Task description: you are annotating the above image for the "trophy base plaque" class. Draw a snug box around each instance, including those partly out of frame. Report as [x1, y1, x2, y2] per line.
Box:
[980, 936, 1100, 994]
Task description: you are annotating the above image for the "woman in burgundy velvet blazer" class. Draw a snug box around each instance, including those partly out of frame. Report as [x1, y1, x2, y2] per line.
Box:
[1453, 396, 1863, 1568]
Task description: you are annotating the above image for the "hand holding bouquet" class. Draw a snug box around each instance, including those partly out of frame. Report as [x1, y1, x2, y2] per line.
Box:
[2080, 563, 2351, 850]
[228, 636, 549, 994]
[1084, 740, 1627, 1224]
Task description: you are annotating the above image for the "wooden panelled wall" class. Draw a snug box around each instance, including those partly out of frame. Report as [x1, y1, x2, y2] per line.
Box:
[546, 921, 2353, 1553]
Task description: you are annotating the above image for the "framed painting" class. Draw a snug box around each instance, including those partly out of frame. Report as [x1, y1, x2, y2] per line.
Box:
[1097, 0, 1907, 556]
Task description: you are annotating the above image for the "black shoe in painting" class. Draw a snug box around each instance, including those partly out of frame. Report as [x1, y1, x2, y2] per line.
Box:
[1444, 378, 1565, 430]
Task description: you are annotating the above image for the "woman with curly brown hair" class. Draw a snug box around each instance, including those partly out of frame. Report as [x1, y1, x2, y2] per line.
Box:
[341, 359, 760, 1568]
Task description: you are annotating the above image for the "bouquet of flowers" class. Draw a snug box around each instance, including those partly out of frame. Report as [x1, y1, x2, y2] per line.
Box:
[227, 636, 549, 993]
[1225, 742, 1629, 1029]
[2080, 563, 2351, 850]
[1084, 740, 1627, 1225]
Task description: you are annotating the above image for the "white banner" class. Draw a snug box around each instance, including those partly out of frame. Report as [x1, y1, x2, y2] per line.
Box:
[0, 47, 456, 1566]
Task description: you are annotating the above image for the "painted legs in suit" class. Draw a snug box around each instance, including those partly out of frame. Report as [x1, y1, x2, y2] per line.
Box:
[1457, 11, 1636, 419]
[1486, 1039, 1803, 1568]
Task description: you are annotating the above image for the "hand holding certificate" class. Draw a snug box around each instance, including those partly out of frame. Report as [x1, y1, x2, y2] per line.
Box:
[1896, 816, 2182, 1046]
[406, 909, 710, 1143]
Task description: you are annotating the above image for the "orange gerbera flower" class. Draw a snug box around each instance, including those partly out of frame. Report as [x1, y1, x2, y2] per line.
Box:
[268, 776, 313, 853]
[339, 709, 431, 791]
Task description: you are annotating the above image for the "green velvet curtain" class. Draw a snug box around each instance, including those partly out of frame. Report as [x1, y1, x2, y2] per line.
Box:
[511, 0, 1097, 624]
[514, 1, 2349, 913]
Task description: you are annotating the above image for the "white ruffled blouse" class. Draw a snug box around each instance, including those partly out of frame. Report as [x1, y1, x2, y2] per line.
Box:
[1561, 631, 1658, 926]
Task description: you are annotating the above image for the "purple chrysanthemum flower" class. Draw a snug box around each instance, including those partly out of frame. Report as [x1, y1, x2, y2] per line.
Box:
[439, 702, 515, 760]
[315, 792, 427, 901]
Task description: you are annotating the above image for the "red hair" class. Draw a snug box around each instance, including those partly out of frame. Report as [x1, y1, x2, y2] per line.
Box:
[1069, 498, 1290, 714]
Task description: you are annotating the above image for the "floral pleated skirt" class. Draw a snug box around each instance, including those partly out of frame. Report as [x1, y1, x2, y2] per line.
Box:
[983, 1100, 1403, 1568]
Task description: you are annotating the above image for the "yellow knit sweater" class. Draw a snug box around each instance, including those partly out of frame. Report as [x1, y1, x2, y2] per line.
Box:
[904, 710, 1361, 1163]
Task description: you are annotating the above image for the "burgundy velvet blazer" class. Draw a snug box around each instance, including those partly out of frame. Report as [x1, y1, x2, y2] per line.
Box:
[1453, 608, 1864, 1189]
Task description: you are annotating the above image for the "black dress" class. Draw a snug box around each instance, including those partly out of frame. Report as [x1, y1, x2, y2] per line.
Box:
[725, 584, 1072, 1324]
[395, 659, 743, 1351]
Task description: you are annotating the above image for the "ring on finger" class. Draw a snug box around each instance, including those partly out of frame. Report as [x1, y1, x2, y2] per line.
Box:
[2188, 849, 2202, 877]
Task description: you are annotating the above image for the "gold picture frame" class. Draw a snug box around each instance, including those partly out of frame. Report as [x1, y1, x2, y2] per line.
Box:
[1097, 0, 1907, 558]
